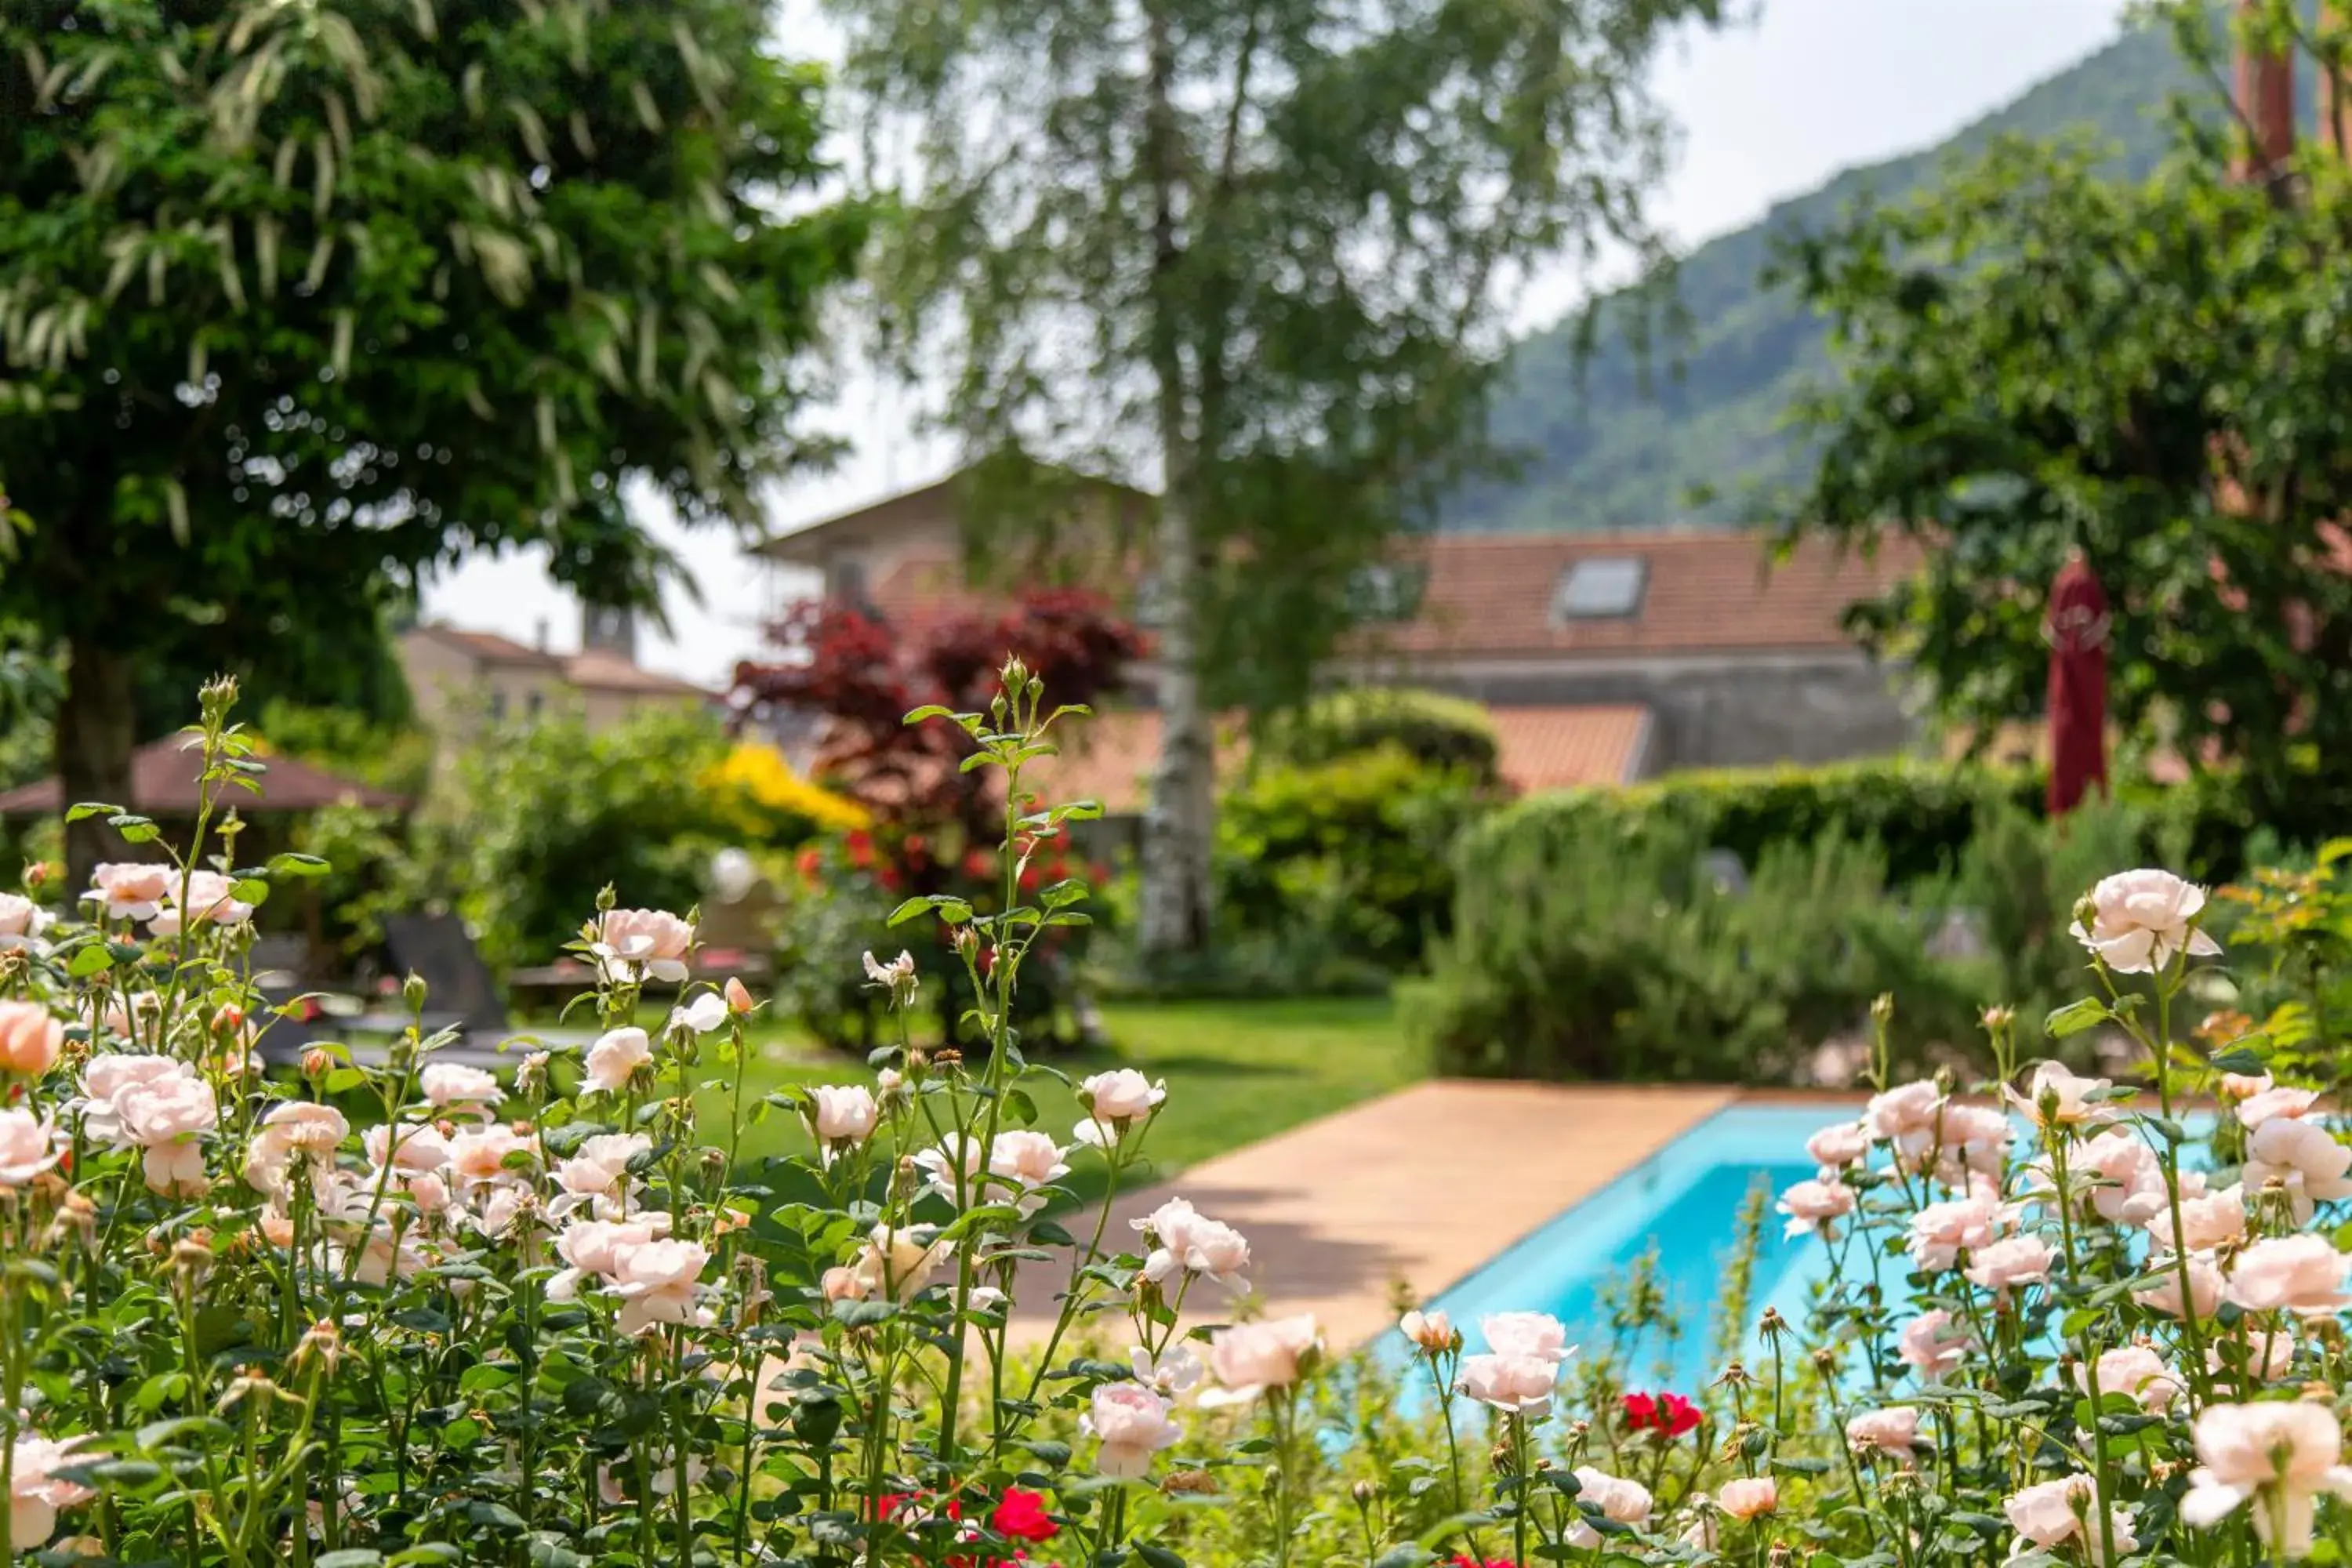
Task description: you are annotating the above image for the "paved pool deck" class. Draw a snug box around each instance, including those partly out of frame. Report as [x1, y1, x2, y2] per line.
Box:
[1011, 1080, 1740, 1353]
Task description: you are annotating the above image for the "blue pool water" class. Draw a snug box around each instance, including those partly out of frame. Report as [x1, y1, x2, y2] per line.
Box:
[1416, 1102, 1864, 1392]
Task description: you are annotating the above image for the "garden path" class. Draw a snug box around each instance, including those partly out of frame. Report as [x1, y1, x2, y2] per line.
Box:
[1011, 1080, 1738, 1354]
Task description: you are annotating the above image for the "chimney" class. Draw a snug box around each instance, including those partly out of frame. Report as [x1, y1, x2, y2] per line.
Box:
[2234, 0, 2297, 180]
[581, 601, 637, 662]
[534, 617, 550, 652]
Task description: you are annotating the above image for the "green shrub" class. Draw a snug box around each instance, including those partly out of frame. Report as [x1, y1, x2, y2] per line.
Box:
[1215, 743, 1495, 968]
[1406, 816, 1980, 1082]
[442, 702, 735, 972]
[1259, 687, 1501, 782]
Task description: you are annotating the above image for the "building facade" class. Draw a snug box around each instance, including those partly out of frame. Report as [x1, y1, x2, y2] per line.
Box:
[752, 468, 1926, 792]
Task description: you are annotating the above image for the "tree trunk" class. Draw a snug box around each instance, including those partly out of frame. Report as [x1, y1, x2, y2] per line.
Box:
[60, 632, 136, 894]
[1136, 0, 1215, 956]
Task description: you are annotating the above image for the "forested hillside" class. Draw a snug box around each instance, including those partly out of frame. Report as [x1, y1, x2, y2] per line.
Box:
[1449, 19, 2201, 532]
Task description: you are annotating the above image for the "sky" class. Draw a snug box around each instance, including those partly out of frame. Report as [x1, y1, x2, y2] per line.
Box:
[421, 0, 2136, 687]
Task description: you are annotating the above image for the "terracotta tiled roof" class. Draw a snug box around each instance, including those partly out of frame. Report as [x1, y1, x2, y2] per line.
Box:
[1487, 705, 1653, 790]
[561, 649, 713, 699]
[1014, 703, 1648, 814]
[0, 738, 410, 818]
[409, 624, 564, 670]
[1370, 531, 1924, 659]
[861, 532, 1921, 662]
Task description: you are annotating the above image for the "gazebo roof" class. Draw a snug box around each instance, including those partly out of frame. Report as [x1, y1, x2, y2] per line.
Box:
[0, 737, 410, 818]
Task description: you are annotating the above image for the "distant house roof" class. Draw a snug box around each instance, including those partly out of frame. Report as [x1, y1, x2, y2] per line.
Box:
[1015, 702, 1650, 813]
[0, 737, 410, 818]
[1370, 531, 1924, 661]
[403, 624, 713, 700]
[562, 648, 712, 699]
[1487, 705, 1654, 791]
[406, 623, 564, 670]
[751, 463, 1156, 567]
[858, 531, 1918, 664]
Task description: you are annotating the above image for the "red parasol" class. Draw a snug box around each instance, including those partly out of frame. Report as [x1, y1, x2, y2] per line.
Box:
[2045, 552, 2111, 817]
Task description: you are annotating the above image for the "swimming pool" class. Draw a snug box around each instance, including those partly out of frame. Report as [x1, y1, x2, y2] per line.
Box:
[1416, 1102, 1862, 1391]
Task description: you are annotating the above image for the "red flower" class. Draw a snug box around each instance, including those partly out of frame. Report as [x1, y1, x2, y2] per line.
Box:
[1622, 1391, 1701, 1438]
[1087, 862, 1109, 887]
[1450, 1556, 1515, 1568]
[962, 849, 994, 881]
[796, 847, 823, 882]
[1018, 865, 1040, 893]
[845, 829, 873, 868]
[876, 865, 903, 892]
[904, 833, 931, 863]
[989, 1489, 1058, 1544]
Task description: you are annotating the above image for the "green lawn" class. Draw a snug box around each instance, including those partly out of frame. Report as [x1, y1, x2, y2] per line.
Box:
[699, 995, 1420, 1190]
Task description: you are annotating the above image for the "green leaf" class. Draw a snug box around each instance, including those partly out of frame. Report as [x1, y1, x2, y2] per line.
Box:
[65, 945, 113, 978]
[267, 851, 332, 879]
[65, 801, 122, 822]
[2045, 997, 2112, 1039]
[316, 1552, 384, 1568]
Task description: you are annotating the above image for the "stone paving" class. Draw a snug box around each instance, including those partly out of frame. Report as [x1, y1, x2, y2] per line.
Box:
[1011, 1080, 1740, 1353]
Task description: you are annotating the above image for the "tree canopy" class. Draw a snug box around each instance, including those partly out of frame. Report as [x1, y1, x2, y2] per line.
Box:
[829, 0, 1726, 949]
[1775, 0, 2352, 833]
[0, 0, 863, 875]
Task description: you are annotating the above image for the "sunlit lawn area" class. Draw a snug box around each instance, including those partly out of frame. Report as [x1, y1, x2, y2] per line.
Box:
[696, 995, 1418, 1194]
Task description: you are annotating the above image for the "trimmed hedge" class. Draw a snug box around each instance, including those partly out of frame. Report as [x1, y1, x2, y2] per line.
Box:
[1260, 688, 1501, 783]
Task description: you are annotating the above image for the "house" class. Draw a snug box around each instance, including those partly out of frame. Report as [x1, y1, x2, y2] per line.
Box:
[751, 467, 1925, 793]
[398, 606, 714, 741]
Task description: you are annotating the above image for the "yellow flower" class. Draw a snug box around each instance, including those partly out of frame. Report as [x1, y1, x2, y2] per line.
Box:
[703, 744, 870, 837]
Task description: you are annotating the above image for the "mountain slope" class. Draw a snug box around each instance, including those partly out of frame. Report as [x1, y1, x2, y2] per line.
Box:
[1449, 19, 2201, 532]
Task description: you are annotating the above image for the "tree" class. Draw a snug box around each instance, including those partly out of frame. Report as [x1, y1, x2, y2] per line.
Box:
[0, 0, 863, 883]
[826, 0, 1726, 953]
[1773, 0, 2352, 837]
[731, 590, 1145, 850]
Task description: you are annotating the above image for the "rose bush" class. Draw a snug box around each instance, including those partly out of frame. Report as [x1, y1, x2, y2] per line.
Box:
[5, 664, 2352, 1568]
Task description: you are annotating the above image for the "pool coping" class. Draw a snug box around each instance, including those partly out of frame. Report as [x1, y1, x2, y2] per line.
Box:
[1010, 1078, 1766, 1353]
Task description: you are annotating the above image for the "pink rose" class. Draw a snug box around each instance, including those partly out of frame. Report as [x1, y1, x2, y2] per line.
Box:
[0, 1109, 63, 1189]
[363, 1121, 452, 1174]
[9, 1434, 95, 1550]
[0, 1001, 60, 1077]
[0, 892, 48, 951]
[1777, 1176, 1856, 1240]
[1806, 1121, 1869, 1170]
[1457, 1352, 1559, 1414]
[1564, 1468, 1653, 1548]
[1896, 1310, 1973, 1378]
[2136, 1253, 2226, 1320]
[1082, 1381, 1183, 1477]
[419, 1063, 502, 1113]
[1075, 1069, 1167, 1144]
[1906, 1195, 2004, 1272]
[583, 1027, 652, 1094]
[610, 1238, 712, 1335]
[1864, 1080, 1944, 1141]
[2005, 1061, 2115, 1128]
[147, 869, 254, 935]
[1134, 1197, 1252, 1294]
[1717, 1477, 1777, 1521]
[85, 862, 172, 923]
[115, 1072, 219, 1196]
[2072, 1129, 2166, 1225]
[2244, 1119, 2352, 1220]
[1846, 1406, 1921, 1458]
[2238, 1085, 2321, 1129]
[593, 908, 695, 984]
[2071, 868, 2223, 973]
[1400, 1309, 1456, 1354]
[1479, 1311, 1571, 1365]
[2005, 1475, 2135, 1563]
[1199, 1315, 1319, 1407]
[851, 1224, 949, 1301]
[2226, 1235, 2352, 1316]
[2075, 1344, 2180, 1414]
[2181, 1401, 2352, 1555]
[807, 1085, 879, 1163]
[1965, 1234, 2056, 1292]
[2146, 1185, 2247, 1253]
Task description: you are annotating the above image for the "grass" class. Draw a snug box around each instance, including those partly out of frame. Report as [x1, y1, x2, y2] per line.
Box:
[695, 994, 1420, 1192]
